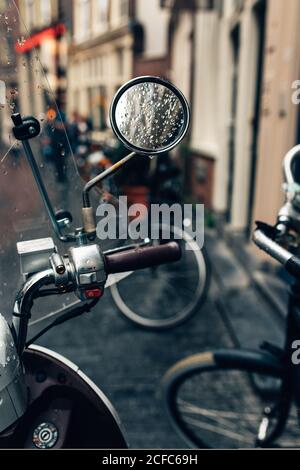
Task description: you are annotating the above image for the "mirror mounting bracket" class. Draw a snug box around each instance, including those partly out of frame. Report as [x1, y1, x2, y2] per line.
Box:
[12, 114, 41, 141]
[81, 151, 136, 235]
[82, 151, 136, 208]
[11, 114, 76, 243]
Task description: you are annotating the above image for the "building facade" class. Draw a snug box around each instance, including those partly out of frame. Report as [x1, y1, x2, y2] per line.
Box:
[252, 0, 300, 229]
[164, 0, 267, 220]
[164, 0, 300, 235]
[68, 0, 134, 134]
[0, 0, 20, 147]
[68, 0, 171, 137]
[133, 1, 170, 77]
[15, 0, 71, 117]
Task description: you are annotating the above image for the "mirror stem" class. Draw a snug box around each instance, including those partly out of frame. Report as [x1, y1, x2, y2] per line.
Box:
[22, 140, 75, 242]
[82, 152, 136, 208]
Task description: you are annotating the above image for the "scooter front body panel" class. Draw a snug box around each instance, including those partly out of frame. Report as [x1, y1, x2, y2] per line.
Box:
[0, 345, 127, 449]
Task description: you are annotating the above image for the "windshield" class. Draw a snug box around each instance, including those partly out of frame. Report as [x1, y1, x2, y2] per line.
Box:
[0, 1, 116, 331]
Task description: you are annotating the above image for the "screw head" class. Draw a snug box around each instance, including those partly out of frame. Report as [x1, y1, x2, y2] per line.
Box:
[56, 265, 66, 275]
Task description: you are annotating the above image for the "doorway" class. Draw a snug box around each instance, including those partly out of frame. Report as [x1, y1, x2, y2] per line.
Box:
[226, 24, 240, 222]
[247, 0, 267, 233]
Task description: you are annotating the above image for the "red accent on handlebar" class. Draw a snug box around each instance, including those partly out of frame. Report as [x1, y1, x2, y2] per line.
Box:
[84, 288, 104, 299]
[104, 242, 182, 275]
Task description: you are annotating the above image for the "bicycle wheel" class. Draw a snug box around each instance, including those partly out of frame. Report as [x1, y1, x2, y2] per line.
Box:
[110, 224, 210, 330]
[161, 349, 300, 448]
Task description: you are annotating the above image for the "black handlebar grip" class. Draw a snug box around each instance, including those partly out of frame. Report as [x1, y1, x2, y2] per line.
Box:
[104, 242, 182, 275]
[286, 256, 300, 278]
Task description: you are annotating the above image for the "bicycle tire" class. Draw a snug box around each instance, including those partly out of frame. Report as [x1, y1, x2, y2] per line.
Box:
[110, 224, 210, 330]
[160, 349, 298, 449]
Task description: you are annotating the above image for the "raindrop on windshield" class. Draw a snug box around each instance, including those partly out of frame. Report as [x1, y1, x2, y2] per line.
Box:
[17, 36, 26, 47]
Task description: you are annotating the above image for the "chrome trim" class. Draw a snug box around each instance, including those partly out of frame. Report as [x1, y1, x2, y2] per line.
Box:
[253, 229, 292, 265]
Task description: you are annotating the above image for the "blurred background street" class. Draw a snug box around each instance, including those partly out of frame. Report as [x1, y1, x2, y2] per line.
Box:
[0, 0, 300, 449]
[2, 0, 300, 233]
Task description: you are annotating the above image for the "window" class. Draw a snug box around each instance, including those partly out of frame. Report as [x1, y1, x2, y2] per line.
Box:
[98, 0, 108, 24]
[24, 0, 35, 30]
[120, 0, 129, 19]
[116, 48, 124, 76]
[40, 0, 52, 25]
[160, 0, 175, 7]
[75, 0, 91, 41]
[0, 80, 6, 107]
[233, 0, 245, 12]
[92, 0, 108, 33]
[97, 56, 103, 76]
[99, 85, 107, 130]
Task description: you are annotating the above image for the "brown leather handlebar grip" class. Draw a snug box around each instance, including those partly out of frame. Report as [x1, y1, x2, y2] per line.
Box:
[105, 242, 182, 274]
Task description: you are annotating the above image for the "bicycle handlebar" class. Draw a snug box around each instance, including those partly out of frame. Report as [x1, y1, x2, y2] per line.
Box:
[253, 222, 300, 278]
[104, 242, 182, 274]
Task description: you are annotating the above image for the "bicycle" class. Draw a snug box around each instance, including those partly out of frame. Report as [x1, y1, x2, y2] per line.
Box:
[110, 222, 210, 330]
[109, 153, 210, 330]
[161, 145, 300, 448]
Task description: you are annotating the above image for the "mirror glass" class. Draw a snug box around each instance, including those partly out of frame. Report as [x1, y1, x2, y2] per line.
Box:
[112, 80, 188, 154]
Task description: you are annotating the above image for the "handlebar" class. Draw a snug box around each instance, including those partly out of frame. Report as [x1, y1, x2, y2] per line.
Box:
[13, 240, 182, 355]
[253, 222, 300, 278]
[104, 242, 182, 274]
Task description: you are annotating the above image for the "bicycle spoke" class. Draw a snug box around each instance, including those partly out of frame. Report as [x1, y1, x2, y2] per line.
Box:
[166, 367, 300, 448]
[178, 400, 262, 421]
[184, 416, 255, 446]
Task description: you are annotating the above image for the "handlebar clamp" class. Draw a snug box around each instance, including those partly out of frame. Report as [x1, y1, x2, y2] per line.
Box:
[68, 244, 107, 301]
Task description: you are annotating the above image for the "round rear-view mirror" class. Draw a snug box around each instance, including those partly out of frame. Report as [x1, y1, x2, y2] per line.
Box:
[110, 76, 190, 156]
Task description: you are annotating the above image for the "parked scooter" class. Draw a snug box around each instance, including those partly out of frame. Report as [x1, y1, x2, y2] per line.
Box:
[0, 75, 189, 448]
